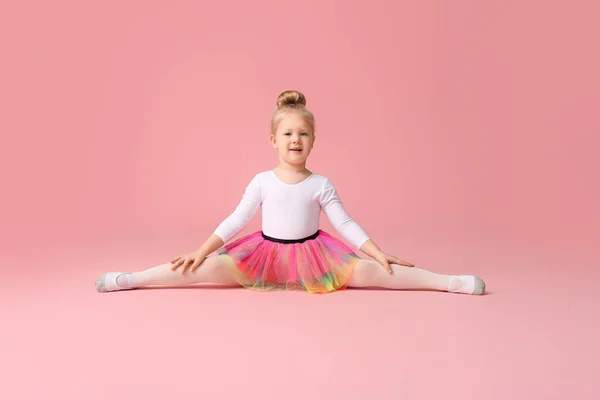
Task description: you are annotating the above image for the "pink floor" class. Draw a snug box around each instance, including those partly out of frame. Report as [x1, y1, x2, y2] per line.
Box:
[2, 232, 597, 399]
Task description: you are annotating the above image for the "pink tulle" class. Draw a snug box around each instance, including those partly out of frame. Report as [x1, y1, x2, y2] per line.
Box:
[216, 230, 361, 294]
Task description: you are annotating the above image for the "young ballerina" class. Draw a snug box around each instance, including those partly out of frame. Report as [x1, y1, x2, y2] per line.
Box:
[95, 90, 485, 295]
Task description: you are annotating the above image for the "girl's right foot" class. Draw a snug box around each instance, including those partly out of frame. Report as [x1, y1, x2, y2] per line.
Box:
[95, 272, 135, 293]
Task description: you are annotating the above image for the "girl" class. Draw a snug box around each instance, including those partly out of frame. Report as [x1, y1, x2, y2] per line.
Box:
[95, 90, 485, 295]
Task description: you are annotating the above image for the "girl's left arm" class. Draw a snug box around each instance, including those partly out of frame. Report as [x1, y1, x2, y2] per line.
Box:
[319, 178, 370, 250]
[359, 239, 414, 273]
[320, 178, 414, 273]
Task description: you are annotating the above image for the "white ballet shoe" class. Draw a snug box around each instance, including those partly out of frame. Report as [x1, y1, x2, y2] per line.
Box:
[95, 272, 133, 293]
[448, 275, 486, 295]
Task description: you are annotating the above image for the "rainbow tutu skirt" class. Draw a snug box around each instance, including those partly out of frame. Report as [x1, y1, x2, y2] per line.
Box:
[216, 230, 361, 294]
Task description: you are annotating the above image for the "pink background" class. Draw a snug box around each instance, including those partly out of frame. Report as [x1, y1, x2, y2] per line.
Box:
[1, 1, 598, 399]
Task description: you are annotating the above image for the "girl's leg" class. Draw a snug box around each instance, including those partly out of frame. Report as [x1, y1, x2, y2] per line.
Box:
[95, 255, 240, 292]
[347, 259, 485, 294]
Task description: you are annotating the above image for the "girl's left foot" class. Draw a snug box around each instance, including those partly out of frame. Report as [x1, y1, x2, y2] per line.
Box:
[448, 275, 486, 295]
[95, 272, 135, 293]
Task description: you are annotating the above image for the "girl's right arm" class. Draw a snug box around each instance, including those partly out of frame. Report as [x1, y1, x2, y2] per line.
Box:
[193, 233, 225, 258]
[171, 234, 224, 274]
[202, 174, 262, 256]
[171, 175, 262, 273]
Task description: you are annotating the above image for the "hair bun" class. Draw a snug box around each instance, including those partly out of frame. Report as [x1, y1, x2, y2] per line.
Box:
[276, 90, 307, 109]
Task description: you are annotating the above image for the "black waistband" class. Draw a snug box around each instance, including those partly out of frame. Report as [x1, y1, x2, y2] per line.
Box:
[261, 230, 321, 244]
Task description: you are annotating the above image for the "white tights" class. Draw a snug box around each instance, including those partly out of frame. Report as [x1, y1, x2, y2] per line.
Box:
[122, 256, 460, 292]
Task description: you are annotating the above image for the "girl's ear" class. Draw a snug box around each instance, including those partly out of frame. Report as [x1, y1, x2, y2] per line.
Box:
[270, 134, 276, 148]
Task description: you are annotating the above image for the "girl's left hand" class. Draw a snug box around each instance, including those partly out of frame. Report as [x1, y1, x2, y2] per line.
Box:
[374, 252, 415, 274]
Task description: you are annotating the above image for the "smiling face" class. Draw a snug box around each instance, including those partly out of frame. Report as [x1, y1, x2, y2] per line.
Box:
[270, 111, 316, 166]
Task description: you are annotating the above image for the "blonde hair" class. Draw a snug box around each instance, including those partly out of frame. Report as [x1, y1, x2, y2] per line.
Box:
[271, 90, 315, 135]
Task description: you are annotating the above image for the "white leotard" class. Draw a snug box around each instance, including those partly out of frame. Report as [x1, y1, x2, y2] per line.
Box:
[213, 170, 370, 250]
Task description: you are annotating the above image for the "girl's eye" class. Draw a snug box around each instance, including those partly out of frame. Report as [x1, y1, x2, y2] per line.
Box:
[284, 133, 291, 136]
[301, 133, 308, 136]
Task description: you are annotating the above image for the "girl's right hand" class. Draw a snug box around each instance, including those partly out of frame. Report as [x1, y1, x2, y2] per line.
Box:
[170, 252, 207, 274]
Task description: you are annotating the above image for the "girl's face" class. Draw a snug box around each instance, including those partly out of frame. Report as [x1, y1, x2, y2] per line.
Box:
[270, 112, 315, 166]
